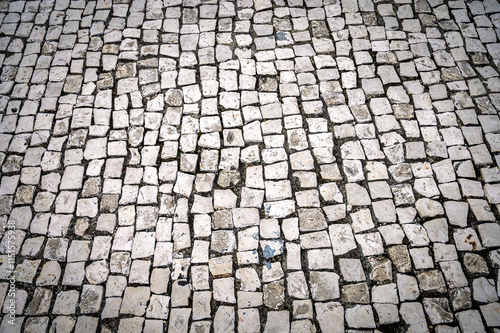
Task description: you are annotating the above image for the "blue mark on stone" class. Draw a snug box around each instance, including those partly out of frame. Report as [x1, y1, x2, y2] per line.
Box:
[263, 245, 275, 259]
[276, 31, 287, 41]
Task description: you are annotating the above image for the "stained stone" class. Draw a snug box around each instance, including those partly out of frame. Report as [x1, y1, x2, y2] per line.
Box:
[209, 255, 232, 278]
[463, 253, 489, 275]
[310, 272, 340, 301]
[167, 308, 191, 333]
[298, 208, 327, 231]
[211, 230, 236, 253]
[423, 298, 454, 324]
[417, 270, 447, 293]
[79, 285, 103, 314]
[25, 287, 52, 315]
[369, 257, 392, 282]
[453, 228, 483, 251]
[263, 280, 285, 309]
[449, 287, 472, 311]
[342, 283, 370, 304]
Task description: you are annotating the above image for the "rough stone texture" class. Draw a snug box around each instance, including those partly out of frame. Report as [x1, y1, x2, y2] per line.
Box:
[0, 0, 499, 331]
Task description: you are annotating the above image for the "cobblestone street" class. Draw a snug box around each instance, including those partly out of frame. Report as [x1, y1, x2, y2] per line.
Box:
[1, 0, 500, 331]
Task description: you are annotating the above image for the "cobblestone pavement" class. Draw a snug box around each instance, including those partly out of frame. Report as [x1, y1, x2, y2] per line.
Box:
[1, 0, 500, 332]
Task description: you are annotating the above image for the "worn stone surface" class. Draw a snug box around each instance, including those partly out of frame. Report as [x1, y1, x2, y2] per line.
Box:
[1, 0, 500, 331]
